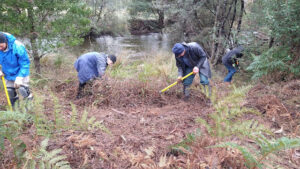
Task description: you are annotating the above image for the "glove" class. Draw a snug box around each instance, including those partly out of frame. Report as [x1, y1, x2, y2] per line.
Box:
[193, 67, 199, 74]
[14, 77, 23, 88]
[177, 76, 183, 83]
[0, 71, 3, 77]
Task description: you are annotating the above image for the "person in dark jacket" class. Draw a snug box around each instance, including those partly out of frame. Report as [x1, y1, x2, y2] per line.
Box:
[74, 52, 116, 98]
[172, 42, 212, 100]
[222, 46, 243, 84]
[0, 32, 32, 107]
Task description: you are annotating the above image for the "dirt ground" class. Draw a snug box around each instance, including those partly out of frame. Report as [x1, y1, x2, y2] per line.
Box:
[51, 78, 300, 168]
[50, 78, 214, 168]
[0, 78, 299, 168]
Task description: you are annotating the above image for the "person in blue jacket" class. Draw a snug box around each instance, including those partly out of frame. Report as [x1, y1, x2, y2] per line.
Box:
[74, 52, 117, 98]
[0, 32, 32, 107]
[172, 42, 212, 100]
[222, 46, 243, 84]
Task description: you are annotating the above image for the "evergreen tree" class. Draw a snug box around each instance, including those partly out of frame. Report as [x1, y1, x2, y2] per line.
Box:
[0, 0, 91, 73]
[247, 0, 300, 80]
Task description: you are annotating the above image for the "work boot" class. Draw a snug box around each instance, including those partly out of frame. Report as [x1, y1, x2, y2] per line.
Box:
[76, 91, 82, 99]
[207, 85, 212, 97]
[24, 93, 34, 112]
[183, 85, 190, 101]
[202, 85, 212, 97]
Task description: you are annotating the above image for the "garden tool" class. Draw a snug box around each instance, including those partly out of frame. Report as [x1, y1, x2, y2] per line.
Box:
[160, 72, 194, 93]
[1, 76, 13, 111]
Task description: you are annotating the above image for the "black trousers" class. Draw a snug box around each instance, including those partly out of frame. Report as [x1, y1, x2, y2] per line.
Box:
[76, 82, 86, 98]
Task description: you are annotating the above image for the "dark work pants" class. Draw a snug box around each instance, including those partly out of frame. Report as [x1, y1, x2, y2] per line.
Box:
[224, 63, 237, 82]
[77, 82, 87, 98]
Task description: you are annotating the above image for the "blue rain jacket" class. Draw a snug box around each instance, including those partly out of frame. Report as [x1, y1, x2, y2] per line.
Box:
[74, 52, 108, 84]
[0, 32, 30, 81]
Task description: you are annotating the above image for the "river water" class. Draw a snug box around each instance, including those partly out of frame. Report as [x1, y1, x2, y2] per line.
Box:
[80, 33, 173, 60]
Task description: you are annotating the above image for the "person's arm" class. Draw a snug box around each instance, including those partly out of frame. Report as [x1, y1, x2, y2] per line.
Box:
[16, 42, 30, 78]
[175, 58, 183, 77]
[195, 47, 207, 69]
[96, 56, 107, 78]
[0, 64, 3, 77]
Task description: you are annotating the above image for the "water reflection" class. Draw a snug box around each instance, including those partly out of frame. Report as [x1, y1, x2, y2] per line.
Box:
[81, 33, 172, 59]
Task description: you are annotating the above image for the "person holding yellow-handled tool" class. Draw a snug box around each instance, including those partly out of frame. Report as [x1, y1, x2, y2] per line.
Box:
[222, 46, 243, 85]
[171, 42, 212, 101]
[0, 32, 33, 109]
[160, 72, 194, 93]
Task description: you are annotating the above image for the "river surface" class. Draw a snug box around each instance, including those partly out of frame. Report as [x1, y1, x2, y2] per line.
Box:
[79, 33, 173, 59]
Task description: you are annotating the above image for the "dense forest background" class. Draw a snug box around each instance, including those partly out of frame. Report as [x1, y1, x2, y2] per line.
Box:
[1, 0, 299, 80]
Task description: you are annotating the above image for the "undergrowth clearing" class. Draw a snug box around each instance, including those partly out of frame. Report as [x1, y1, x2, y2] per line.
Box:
[0, 52, 299, 168]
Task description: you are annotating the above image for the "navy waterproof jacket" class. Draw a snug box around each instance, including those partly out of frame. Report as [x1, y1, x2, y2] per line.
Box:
[175, 42, 212, 78]
[0, 32, 30, 81]
[74, 52, 108, 84]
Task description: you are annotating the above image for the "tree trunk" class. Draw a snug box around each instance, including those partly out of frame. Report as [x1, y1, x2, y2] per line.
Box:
[33, 54, 41, 74]
[28, 2, 41, 74]
[96, 0, 105, 23]
[157, 9, 164, 28]
[237, 0, 244, 34]
[213, 0, 230, 65]
[211, 0, 221, 62]
[269, 37, 274, 48]
[227, 0, 237, 44]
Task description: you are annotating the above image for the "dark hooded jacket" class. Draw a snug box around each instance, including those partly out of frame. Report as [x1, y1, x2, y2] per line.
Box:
[175, 42, 211, 78]
[222, 46, 244, 65]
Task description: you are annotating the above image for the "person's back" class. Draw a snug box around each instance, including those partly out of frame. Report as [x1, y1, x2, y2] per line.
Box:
[222, 46, 243, 83]
[172, 42, 212, 99]
[74, 52, 105, 84]
[222, 46, 243, 65]
[74, 52, 117, 99]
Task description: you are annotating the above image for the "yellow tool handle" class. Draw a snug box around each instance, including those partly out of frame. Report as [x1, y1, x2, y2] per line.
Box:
[160, 72, 194, 93]
[2, 76, 13, 111]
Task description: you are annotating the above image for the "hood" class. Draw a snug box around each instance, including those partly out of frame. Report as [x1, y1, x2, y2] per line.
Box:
[2, 32, 16, 51]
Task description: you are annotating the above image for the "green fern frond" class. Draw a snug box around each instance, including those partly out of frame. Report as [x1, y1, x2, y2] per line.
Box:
[196, 85, 267, 138]
[230, 120, 271, 137]
[70, 103, 78, 126]
[255, 134, 300, 156]
[195, 117, 212, 135]
[69, 105, 111, 133]
[51, 94, 64, 129]
[80, 110, 89, 126]
[211, 142, 260, 169]
[48, 155, 68, 166]
[42, 149, 63, 161]
[211, 136, 300, 169]
[38, 161, 46, 169]
[54, 161, 71, 168]
[41, 138, 49, 150]
[23, 139, 71, 169]
[87, 117, 96, 125]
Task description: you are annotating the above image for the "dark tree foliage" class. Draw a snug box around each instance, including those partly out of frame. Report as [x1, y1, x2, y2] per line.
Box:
[0, 0, 91, 73]
[247, 0, 300, 80]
